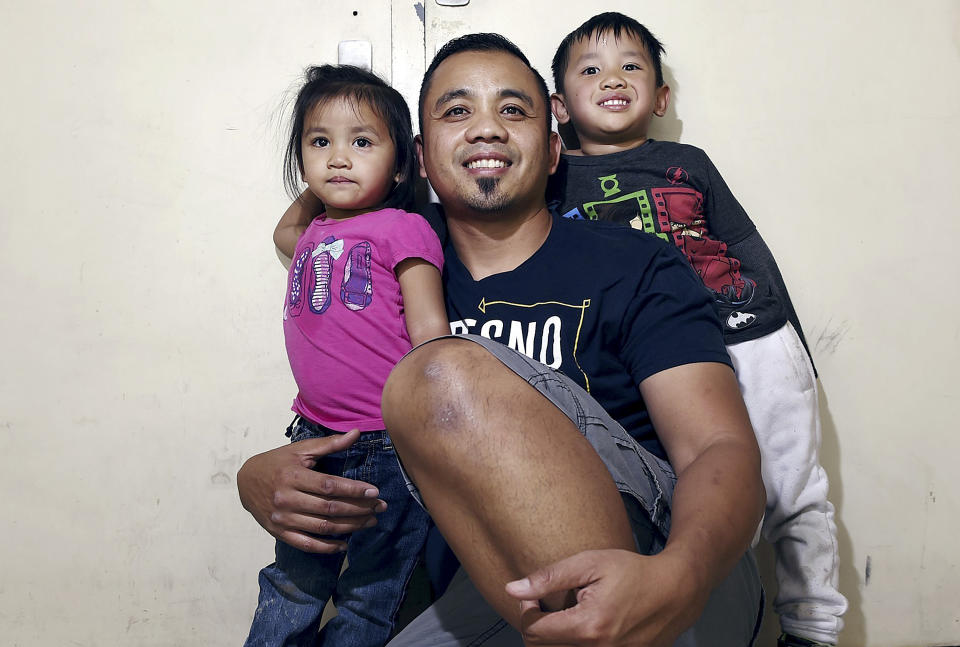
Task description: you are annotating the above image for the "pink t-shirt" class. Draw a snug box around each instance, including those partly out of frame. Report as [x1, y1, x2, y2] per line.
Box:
[283, 208, 444, 431]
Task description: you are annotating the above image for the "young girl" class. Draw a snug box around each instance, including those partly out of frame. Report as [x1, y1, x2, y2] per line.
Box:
[244, 65, 449, 647]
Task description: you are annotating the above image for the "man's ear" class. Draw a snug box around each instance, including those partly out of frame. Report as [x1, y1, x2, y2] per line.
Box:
[551, 93, 571, 125]
[654, 84, 671, 118]
[547, 131, 562, 175]
[414, 134, 428, 179]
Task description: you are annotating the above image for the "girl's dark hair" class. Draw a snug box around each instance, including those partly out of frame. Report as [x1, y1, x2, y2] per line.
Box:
[284, 65, 416, 210]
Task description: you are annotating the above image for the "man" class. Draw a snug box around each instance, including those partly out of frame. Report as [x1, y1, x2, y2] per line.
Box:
[239, 34, 765, 646]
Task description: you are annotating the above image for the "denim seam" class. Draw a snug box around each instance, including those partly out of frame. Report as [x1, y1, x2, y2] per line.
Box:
[609, 436, 671, 536]
[526, 372, 588, 434]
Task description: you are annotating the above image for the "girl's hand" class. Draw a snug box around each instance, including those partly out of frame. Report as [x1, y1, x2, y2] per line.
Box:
[237, 429, 387, 553]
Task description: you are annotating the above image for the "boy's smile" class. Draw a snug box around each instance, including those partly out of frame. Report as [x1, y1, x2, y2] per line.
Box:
[552, 30, 670, 155]
[598, 94, 631, 110]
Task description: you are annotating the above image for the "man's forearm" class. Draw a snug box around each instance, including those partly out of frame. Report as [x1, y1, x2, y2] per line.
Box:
[640, 362, 765, 591]
[661, 437, 764, 589]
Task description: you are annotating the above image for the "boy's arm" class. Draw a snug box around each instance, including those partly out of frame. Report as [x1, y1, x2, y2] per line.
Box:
[396, 259, 449, 346]
[275, 190, 323, 258]
[700, 150, 815, 366]
[727, 230, 814, 365]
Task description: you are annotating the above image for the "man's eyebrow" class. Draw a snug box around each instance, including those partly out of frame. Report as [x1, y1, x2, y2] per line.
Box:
[499, 88, 535, 107]
[433, 88, 471, 111]
[432, 87, 536, 111]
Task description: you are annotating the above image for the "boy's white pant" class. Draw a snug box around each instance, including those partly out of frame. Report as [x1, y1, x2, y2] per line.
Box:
[728, 323, 848, 644]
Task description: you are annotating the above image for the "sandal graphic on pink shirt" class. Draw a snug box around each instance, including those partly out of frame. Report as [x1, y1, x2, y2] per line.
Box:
[341, 241, 373, 311]
[309, 236, 344, 314]
[285, 243, 314, 319]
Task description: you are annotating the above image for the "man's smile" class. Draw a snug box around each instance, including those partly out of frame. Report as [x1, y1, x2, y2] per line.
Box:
[462, 151, 513, 173]
[466, 159, 508, 169]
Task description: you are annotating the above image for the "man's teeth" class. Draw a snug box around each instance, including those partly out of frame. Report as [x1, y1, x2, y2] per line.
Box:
[601, 99, 629, 106]
[467, 158, 508, 169]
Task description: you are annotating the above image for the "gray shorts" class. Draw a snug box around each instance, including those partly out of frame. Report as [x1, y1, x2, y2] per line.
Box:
[390, 334, 763, 647]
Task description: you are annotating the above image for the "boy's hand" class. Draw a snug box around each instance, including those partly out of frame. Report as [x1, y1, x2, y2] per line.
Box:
[506, 549, 707, 647]
[237, 429, 387, 553]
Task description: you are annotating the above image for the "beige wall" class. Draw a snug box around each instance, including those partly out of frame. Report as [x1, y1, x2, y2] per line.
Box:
[1, 1, 957, 645]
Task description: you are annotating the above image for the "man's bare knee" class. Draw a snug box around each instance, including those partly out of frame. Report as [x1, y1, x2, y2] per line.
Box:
[382, 338, 491, 446]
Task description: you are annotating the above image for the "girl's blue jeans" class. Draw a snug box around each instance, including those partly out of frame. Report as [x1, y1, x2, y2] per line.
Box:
[244, 417, 431, 647]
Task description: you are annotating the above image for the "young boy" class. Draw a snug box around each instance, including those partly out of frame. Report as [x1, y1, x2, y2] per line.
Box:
[547, 13, 847, 647]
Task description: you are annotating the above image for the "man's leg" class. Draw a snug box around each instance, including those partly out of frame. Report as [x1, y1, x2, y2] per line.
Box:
[388, 567, 523, 647]
[382, 336, 635, 626]
[385, 335, 762, 646]
[388, 557, 762, 647]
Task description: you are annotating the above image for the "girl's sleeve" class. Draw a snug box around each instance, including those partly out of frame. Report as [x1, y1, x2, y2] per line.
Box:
[383, 210, 445, 273]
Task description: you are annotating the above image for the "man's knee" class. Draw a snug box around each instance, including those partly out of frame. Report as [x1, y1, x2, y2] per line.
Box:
[382, 337, 494, 446]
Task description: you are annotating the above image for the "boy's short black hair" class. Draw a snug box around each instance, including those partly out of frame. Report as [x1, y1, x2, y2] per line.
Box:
[552, 12, 666, 94]
[418, 33, 552, 135]
[284, 64, 416, 210]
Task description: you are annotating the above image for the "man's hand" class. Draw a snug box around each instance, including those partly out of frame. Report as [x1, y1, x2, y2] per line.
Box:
[237, 429, 387, 553]
[505, 549, 708, 647]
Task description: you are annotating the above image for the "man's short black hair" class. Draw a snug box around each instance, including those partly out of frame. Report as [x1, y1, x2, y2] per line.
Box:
[419, 33, 552, 134]
[552, 12, 666, 94]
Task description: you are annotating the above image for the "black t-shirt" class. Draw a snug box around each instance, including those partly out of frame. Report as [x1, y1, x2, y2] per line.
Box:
[547, 140, 804, 347]
[439, 210, 732, 459]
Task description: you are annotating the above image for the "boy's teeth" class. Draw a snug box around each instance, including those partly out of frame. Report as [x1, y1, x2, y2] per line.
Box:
[601, 99, 628, 106]
[467, 159, 507, 169]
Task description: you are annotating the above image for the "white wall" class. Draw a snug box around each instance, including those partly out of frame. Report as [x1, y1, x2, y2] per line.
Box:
[1, 1, 957, 645]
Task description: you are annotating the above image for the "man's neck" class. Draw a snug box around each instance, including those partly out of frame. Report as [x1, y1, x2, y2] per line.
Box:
[445, 205, 553, 281]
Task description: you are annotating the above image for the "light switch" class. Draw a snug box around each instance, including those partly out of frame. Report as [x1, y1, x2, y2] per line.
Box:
[338, 40, 372, 70]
